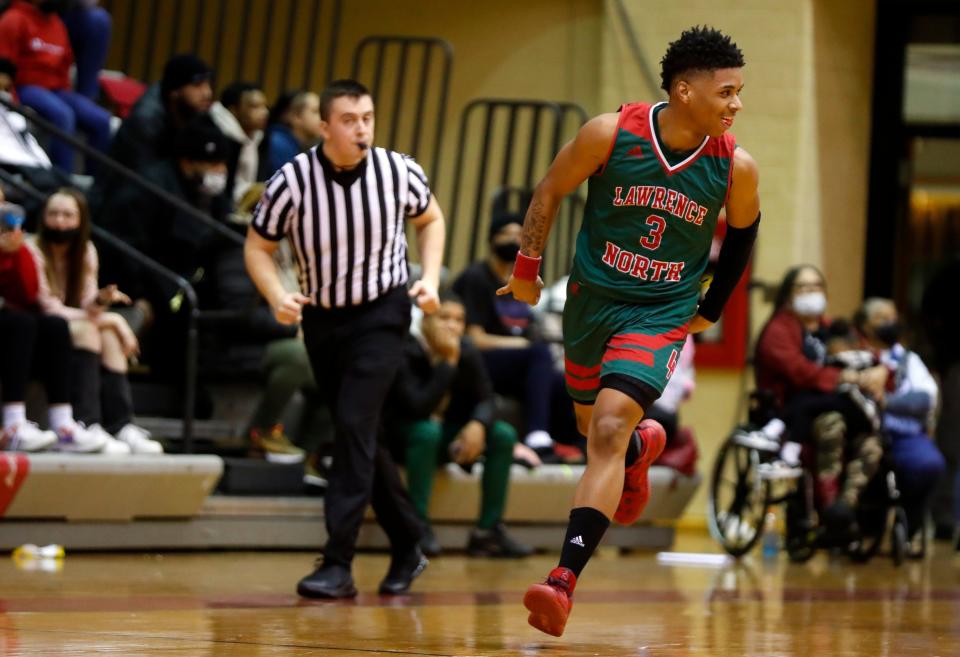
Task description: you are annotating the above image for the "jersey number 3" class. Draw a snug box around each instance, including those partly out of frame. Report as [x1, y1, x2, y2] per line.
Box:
[639, 214, 665, 251]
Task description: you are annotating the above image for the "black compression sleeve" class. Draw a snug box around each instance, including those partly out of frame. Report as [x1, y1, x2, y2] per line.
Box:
[697, 213, 760, 323]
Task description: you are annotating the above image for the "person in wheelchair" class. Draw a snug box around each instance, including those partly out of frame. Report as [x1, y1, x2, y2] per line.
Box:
[754, 264, 888, 543]
[854, 297, 945, 544]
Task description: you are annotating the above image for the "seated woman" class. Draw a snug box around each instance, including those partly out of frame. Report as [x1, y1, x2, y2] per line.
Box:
[1, 189, 119, 454]
[385, 292, 533, 559]
[27, 188, 162, 454]
[855, 297, 945, 542]
[754, 264, 888, 539]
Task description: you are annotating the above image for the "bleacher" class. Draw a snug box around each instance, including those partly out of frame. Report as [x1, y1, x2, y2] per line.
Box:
[0, 1, 703, 553]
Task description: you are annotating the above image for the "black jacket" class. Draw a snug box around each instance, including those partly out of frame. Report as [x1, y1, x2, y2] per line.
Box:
[387, 335, 496, 431]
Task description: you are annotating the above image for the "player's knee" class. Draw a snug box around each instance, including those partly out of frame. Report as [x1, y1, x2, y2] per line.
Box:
[488, 421, 517, 453]
[589, 413, 631, 459]
[407, 420, 443, 449]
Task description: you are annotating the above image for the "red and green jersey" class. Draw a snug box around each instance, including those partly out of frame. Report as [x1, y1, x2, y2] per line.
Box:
[572, 102, 736, 305]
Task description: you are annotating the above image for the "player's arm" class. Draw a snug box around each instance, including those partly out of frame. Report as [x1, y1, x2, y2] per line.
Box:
[689, 147, 760, 333]
[497, 113, 619, 305]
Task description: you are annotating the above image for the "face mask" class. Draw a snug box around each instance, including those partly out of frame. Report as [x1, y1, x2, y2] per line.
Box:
[492, 242, 521, 262]
[792, 291, 826, 317]
[874, 321, 901, 346]
[199, 171, 227, 196]
[44, 227, 80, 244]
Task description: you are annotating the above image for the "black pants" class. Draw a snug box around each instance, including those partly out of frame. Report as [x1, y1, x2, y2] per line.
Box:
[0, 308, 71, 404]
[70, 349, 135, 433]
[301, 287, 421, 566]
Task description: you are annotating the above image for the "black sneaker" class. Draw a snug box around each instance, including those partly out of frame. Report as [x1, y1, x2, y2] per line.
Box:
[296, 561, 357, 599]
[378, 546, 428, 595]
[467, 523, 534, 558]
[419, 524, 442, 557]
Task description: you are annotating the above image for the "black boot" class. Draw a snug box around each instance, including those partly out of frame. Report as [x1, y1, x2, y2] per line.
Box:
[378, 546, 428, 595]
[296, 561, 357, 599]
[467, 523, 534, 558]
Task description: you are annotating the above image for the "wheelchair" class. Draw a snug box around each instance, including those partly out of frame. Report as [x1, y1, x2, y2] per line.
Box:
[707, 390, 913, 565]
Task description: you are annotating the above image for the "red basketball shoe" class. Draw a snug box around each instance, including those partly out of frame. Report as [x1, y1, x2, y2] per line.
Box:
[523, 566, 576, 637]
[613, 419, 667, 525]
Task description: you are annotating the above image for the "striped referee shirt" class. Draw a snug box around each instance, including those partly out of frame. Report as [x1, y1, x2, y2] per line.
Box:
[251, 145, 432, 308]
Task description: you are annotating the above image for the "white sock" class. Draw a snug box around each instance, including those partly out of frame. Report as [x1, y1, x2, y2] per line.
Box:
[3, 403, 27, 430]
[524, 430, 553, 449]
[48, 404, 74, 433]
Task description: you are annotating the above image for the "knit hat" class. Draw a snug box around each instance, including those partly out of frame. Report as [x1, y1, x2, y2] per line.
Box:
[488, 211, 524, 242]
[161, 54, 213, 99]
[174, 118, 228, 162]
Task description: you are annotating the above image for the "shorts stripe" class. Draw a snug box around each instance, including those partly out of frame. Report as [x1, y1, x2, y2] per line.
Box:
[565, 373, 600, 391]
[603, 345, 654, 366]
[608, 322, 690, 352]
[565, 357, 601, 378]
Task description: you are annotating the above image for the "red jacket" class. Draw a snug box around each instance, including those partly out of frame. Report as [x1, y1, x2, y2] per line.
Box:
[0, 1, 73, 91]
[0, 244, 40, 310]
[754, 310, 840, 407]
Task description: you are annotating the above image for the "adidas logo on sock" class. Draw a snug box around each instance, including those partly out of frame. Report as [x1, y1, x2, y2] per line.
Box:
[569, 535, 585, 547]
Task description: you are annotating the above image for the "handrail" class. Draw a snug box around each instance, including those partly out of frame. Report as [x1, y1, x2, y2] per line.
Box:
[0, 95, 244, 247]
[0, 168, 201, 452]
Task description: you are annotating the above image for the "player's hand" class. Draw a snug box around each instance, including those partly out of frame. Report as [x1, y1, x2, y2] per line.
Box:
[450, 421, 486, 465]
[688, 314, 715, 335]
[496, 274, 544, 306]
[273, 291, 309, 325]
[409, 279, 439, 314]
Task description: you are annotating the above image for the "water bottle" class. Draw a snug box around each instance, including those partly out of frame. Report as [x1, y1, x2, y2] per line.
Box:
[761, 510, 780, 560]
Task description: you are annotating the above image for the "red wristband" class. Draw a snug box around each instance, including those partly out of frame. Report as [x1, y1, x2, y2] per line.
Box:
[512, 252, 542, 281]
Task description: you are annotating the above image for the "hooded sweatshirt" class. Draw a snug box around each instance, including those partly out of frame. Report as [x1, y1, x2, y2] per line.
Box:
[210, 100, 263, 204]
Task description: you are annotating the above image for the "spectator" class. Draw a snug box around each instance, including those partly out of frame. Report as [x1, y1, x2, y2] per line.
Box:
[266, 90, 322, 174]
[100, 53, 213, 190]
[209, 81, 270, 209]
[0, 191, 121, 453]
[387, 293, 533, 558]
[754, 264, 886, 540]
[921, 255, 960, 541]
[60, 0, 111, 101]
[27, 188, 162, 453]
[452, 211, 567, 464]
[97, 118, 228, 378]
[855, 297, 945, 542]
[0, 56, 73, 213]
[0, 0, 111, 173]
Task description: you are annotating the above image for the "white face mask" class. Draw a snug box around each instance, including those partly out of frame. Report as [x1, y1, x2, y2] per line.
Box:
[200, 170, 227, 196]
[792, 291, 827, 317]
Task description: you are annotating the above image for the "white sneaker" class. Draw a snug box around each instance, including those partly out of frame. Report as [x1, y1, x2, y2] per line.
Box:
[1, 421, 58, 452]
[88, 424, 133, 456]
[732, 429, 781, 453]
[53, 420, 109, 453]
[115, 424, 163, 455]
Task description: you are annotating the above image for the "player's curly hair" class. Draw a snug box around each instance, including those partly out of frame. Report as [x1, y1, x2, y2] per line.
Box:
[659, 26, 745, 93]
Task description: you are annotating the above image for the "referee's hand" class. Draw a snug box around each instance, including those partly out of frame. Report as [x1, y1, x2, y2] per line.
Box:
[409, 279, 440, 314]
[273, 291, 310, 325]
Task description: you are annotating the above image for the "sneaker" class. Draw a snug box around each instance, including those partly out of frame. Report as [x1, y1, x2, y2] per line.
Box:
[467, 523, 534, 558]
[86, 424, 132, 456]
[53, 420, 109, 453]
[1, 421, 58, 453]
[614, 419, 667, 525]
[115, 423, 164, 455]
[523, 566, 576, 637]
[757, 460, 803, 480]
[732, 429, 781, 453]
[250, 425, 305, 464]
[303, 462, 328, 490]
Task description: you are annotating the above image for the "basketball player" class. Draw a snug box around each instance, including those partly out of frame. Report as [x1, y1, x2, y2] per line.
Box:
[497, 27, 761, 636]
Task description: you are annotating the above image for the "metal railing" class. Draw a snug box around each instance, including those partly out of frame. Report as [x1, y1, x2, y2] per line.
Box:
[446, 98, 588, 283]
[0, 168, 201, 453]
[351, 36, 453, 191]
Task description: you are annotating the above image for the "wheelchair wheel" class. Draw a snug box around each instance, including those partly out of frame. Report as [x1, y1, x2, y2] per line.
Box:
[891, 507, 908, 567]
[708, 439, 770, 557]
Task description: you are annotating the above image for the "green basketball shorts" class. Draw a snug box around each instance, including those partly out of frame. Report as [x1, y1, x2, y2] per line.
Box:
[562, 276, 697, 405]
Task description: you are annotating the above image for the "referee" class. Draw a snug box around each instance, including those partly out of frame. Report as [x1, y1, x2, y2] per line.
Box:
[245, 79, 445, 598]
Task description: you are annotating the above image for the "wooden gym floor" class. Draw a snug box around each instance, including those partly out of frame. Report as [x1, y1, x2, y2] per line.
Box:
[0, 532, 957, 656]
